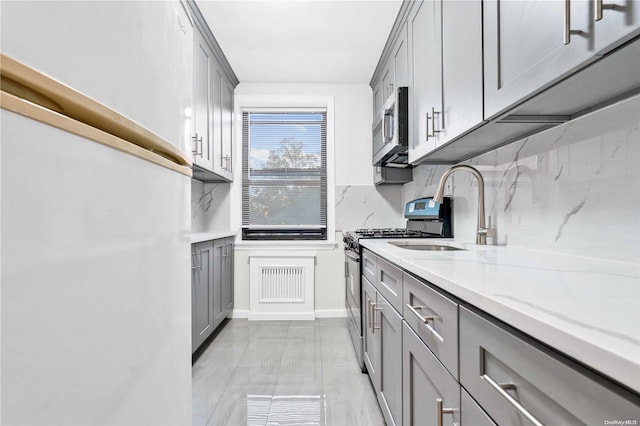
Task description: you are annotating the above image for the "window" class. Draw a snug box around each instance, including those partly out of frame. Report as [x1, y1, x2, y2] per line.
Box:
[242, 110, 327, 240]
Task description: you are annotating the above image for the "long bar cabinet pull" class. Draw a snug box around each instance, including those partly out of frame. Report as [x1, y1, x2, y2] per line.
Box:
[192, 134, 203, 157]
[436, 398, 455, 426]
[372, 303, 382, 333]
[406, 304, 435, 324]
[564, 0, 586, 45]
[425, 113, 431, 141]
[483, 373, 545, 426]
[595, 0, 622, 21]
[431, 107, 442, 135]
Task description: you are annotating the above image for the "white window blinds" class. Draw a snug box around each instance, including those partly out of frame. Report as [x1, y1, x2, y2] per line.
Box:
[242, 111, 327, 240]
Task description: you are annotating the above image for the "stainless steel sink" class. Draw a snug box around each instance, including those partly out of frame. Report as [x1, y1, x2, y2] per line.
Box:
[388, 241, 466, 251]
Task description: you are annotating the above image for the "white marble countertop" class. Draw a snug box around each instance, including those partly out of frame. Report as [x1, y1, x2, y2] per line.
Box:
[359, 238, 640, 393]
[190, 231, 237, 243]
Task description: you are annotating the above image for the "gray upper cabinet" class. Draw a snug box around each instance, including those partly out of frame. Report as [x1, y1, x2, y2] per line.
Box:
[408, 0, 441, 162]
[192, 30, 214, 172]
[484, 0, 640, 119]
[438, 0, 483, 147]
[187, 1, 239, 183]
[409, 0, 484, 163]
[393, 24, 409, 88]
[373, 0, 639, 164]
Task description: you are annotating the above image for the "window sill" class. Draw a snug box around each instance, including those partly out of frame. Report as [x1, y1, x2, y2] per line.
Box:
[235, 240, 338, 251]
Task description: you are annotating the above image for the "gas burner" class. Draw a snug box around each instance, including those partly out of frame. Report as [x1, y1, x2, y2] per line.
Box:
[353, 228, 432, 238]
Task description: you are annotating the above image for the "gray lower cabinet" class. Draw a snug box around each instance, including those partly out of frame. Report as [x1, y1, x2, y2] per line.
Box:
[191, 241, 214, 353]
[461, 389, 496, 426]
[402, 322, 460, 426]
[192, 237, 235, 353]
[222, 237, 234, 316]
[363, 273, 403, 426]
[460, 306, 640, 425]
[363, 275, 380, 390]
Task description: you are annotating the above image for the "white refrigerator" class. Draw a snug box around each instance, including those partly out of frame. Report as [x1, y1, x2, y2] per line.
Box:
[1, 1, 194, 425]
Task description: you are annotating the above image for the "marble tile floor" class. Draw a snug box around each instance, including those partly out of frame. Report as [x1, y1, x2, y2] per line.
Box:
[192, 318, 385, 426]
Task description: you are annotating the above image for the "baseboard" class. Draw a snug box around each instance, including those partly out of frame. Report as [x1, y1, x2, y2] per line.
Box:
[248, 312, 316, 321]
[315, 309, 348, 318]
[231, 309, 249, 319]
[233, 309, 348, 320]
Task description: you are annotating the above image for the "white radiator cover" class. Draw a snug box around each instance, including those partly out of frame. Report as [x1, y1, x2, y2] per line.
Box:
[249, 253, 316, 320]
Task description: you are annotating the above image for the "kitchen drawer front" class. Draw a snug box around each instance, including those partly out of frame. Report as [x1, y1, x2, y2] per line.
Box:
[460, 307, 640, 425]
[402, 322, 460, 426]
[362, 248, 377, 285]
[403, 273, 458, 378]
[461, 389, 496, 426]
[377, 257, 403, 312]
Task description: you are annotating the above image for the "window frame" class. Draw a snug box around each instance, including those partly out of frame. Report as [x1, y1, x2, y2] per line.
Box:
[241, 108, 328, 241]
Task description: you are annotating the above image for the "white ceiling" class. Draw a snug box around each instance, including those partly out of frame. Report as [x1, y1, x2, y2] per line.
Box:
[195, 0, 403, 84]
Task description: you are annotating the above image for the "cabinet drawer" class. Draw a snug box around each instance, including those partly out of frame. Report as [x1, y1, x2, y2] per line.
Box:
[403, 273, 458, 378]
[403, 322, 460, 426]
[362, 249, 377, 285]
[461, 389, 496, 426]
[377, 257, 403, 313]
[460, 307, 640, 425]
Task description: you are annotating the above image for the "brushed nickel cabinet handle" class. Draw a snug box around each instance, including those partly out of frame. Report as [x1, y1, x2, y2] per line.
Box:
[483, 374, 544, 426]
[192, 134, 203, 157]
[426, 113, 431, 141]
[436, 398, 455, 426]
[595, 0, 621, 20]
[432, 107, 442, 135]
[406, 303, 444, 342]
[406, 304, 435, 323]
[368, 300, 374, 330]
[564, 0, 586, 44]
[372, 303, 382, 333]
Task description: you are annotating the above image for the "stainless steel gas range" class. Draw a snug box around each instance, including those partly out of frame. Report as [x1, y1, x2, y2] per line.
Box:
[343, 197, 452, 372]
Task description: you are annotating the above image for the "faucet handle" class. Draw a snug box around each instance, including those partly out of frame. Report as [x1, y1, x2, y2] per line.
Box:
[478, 215, 497, 238]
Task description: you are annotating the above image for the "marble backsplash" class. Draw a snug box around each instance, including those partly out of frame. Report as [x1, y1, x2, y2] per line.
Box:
[404, 95, 640, 263]
[335, 184, 404, 231]
[191, 180, 231, 233]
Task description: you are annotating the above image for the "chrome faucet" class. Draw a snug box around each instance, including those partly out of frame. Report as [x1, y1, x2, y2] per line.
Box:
[433, 165, 495, 245]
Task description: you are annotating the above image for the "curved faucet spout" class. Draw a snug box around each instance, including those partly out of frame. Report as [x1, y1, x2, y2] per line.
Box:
[433, 165, 492, 245]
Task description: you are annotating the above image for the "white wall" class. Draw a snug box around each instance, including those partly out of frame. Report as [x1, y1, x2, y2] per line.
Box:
[404, 95, 640, 263]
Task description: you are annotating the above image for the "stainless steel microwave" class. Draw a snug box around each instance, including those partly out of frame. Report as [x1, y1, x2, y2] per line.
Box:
[372, 86, 409, 166]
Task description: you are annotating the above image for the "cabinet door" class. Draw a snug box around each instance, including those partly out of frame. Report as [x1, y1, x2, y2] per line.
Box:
[393, 24, 409, 88]
[373, 81, 383, 123]
[222, 238, 234, 316]
[409, 0, 442, 162]
[212, 239, 226, 327]
[192, 241, 214, 353]
[483, 0, 594, 119]
[220, 74, 234, 180]
[461, 389, 496, 426]
[362, 275, 380, 391]
[192, 30, 214, 171]
[381, 59, 394, 102]
[377, 296, 403, 426]
[438, 0, 483, 147]
[402, 323, 460, 426]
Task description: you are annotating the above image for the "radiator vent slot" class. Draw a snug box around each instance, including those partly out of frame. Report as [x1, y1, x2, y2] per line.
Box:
[260, 266, 305, 302]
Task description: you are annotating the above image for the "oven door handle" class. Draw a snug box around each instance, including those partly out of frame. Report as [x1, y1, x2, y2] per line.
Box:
[344, 250, 360, 262]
